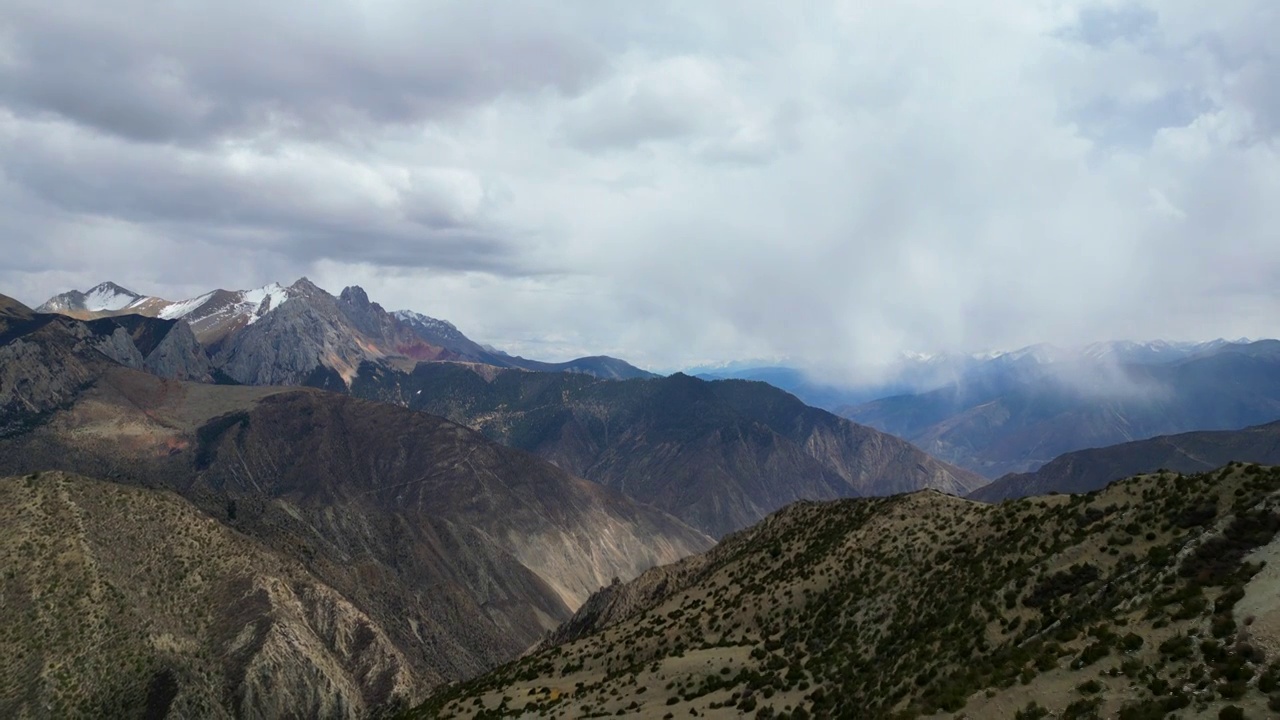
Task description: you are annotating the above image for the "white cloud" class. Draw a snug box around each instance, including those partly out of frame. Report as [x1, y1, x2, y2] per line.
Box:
[2, 0, 1277, 379]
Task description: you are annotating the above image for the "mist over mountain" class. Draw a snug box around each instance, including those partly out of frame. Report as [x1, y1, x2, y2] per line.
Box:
[838, 340, 1280, 477]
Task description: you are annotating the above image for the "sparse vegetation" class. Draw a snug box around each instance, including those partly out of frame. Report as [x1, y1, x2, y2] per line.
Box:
[407, 464, 1280, 719]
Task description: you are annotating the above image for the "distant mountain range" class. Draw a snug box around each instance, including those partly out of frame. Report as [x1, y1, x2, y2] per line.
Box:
[350, 362, 983, 537]
[837, 340, 1280, 477]
[970, 419, 1280, 501]
[689, 340, 1246, 411]
[36, 280, 655, 384]
[0, 295, 708, 716]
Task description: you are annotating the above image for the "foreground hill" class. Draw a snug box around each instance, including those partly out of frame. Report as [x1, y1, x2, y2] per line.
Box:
[0, 306, 710, 716]
[841, 341, 1280, 477]
[351, 363, 983, 537]
[412, 464, 1280, 719]
[972, 420, 1280, 502]
[2, 471, 419, 719]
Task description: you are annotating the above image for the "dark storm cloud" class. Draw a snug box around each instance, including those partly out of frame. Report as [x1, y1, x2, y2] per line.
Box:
[1, 1, 605, 145]
[0, 120, 534, 274]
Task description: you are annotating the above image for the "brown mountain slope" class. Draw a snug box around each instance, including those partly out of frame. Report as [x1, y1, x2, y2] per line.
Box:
[1, 471, 418, 719]
[0, 369, 711, 696]
[971, 420, 1280, 502]
[352, 364, 983, 537]
[412, 464, 1280, 719]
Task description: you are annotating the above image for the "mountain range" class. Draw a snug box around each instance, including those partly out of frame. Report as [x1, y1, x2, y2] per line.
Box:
[0, 295, 709, 717]
[688, 340, 1242, 411]
[15, 277, 1280, 719]
[971, 419, 1280, 502]
[36, 280, 655, 384]
[347, 361, 983, 537]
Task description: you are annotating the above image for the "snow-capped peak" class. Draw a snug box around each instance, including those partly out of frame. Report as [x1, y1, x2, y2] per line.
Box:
[82, 282, 141, 311]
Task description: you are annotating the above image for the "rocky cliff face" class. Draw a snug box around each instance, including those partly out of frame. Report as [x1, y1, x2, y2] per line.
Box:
[353, 363, 983, 537]
[140, 319, 211, 380]
[212, 279, 456, 387]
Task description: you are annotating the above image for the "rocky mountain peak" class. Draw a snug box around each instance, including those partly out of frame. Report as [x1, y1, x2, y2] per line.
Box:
[286, 277, 326, 297]
[338, 285, 371, 307]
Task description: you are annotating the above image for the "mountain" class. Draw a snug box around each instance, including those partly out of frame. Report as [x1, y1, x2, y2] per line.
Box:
[411, 463, 1280, 719]
[0, 293, 210, 436]
[35, 281, 143, 315]
[36, 280, 654, 382]
[971, 420, 1280, 502]
[0, 308, 711, 716]
[481, 351, 657, 380]
[840, 340, 1280, 477]
[350, 363, 983, 537]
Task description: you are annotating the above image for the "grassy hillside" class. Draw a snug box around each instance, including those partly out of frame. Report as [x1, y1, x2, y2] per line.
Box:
[409, 463, 1280, 719]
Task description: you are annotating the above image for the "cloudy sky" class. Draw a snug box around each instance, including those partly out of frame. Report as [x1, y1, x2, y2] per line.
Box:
[2, 1, 1277, 378]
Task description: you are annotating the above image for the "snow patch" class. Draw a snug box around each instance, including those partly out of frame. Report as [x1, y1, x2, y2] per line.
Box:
[241, 283, 290, 324]
[158, 291, 215, 319]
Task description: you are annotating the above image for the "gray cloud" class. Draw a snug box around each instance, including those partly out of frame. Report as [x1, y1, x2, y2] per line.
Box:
[2, 0, 1278, 379]
[1, 1, 605, 144]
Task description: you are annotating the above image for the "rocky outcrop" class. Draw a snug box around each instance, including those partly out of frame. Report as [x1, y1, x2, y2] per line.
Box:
[213, 280, 454, 387]
[89, 325, 146, 369]
[141, 319, 211, 381]
[0, 335, 97, 434]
